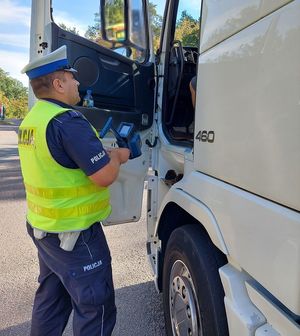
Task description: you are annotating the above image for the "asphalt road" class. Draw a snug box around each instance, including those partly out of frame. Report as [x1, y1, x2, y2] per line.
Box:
[0, 121, 165, 336]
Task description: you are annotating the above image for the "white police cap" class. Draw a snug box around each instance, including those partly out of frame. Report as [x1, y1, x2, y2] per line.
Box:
[21, 45, 77, 80]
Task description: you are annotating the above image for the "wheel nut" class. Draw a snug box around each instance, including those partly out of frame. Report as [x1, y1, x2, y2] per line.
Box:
[182, 286, 186, 298]
[187, 306, 191, 318]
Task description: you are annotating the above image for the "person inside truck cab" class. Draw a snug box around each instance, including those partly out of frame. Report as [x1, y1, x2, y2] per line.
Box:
[19, 45, 130, 336]
[190, 75, 197, 108]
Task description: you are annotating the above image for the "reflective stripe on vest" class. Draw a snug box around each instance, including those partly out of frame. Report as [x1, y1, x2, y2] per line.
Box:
[27, 198, 110, 219]
[25, 182, 106, 199]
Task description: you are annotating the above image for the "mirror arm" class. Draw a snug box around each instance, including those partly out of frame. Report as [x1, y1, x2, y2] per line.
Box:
[100, 0, 107, 41]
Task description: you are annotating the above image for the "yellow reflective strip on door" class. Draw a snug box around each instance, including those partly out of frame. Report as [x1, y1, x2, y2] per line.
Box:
[25, 183, 106, 199]
[27, 198, 110, 219]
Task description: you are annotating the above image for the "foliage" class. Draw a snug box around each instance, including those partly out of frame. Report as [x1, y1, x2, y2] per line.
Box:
[0, 68, 27, 99]
[58, 23, 79, 35]
[148, 2, 163, 52]
[0, 68, 28, 119]
[85, 12, 101, 41]
[175, 11, 200, 48]
[85, 13, 113, 49]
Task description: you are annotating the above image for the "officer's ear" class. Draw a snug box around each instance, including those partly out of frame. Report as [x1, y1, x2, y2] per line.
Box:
[52, 72, 66, 94]
[52, 78, 63, 93]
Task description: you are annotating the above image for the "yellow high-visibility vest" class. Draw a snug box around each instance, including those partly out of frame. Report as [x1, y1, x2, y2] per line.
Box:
[18, 100, 111, 232]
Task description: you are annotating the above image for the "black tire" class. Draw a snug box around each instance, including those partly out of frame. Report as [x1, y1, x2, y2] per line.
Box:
[162, 224, 229, 336]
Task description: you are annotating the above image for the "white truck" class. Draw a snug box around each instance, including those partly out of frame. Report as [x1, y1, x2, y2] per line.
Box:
[29, 0, 300, 335]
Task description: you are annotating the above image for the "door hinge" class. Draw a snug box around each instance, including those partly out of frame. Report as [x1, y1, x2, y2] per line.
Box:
[146, 136, 158, 148]
[39, 42, 48, 50]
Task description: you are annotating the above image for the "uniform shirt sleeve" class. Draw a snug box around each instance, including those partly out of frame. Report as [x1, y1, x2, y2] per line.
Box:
[46, 110, 110, 176]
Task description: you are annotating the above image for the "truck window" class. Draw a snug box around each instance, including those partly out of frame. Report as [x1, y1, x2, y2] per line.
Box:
[51, 0, 146, 62]
[150, 0, 166, 53]
[164, 1, 201, 144]
[174, 9, 201, 48]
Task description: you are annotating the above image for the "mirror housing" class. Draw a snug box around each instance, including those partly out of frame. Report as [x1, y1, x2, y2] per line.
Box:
[100, 0, 148, 54]
[100, 0, 127, 43]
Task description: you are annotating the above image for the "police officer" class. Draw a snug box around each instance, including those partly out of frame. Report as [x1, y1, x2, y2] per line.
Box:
[19, 45, 130, 336]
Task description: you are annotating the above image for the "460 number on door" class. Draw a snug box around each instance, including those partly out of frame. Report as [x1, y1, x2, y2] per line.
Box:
[195, 130, 215, 143]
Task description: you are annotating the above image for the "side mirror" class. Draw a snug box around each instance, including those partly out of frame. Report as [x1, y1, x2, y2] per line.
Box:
[101, 0, 126, 43]
[100, 0, 148, 52]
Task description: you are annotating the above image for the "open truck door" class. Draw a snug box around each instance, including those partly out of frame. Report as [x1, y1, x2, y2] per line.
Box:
[35, 0, 155, 224]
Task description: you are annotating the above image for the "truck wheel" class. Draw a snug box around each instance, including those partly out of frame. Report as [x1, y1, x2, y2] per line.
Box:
[162, 225, 228, 336]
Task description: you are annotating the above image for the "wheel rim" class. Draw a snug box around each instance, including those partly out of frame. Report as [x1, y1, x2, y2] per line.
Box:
[169, 260, 201, 336]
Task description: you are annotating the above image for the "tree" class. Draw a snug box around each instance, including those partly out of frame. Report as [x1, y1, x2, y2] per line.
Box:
[148, 2, 163, 52]
[85, 12, 101, 41]
[0, 68, 27, 100]
[85, 12, 113, 49]
[175, 11, 200, 48]
[0, 68, 28, 119]
[58, 23, 79, 35]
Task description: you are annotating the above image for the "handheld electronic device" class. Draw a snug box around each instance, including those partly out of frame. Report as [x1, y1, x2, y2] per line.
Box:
[99, 117, 142, 159]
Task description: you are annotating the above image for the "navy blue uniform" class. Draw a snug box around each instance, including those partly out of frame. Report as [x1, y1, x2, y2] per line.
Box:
[45, 98, 110, 175]
[27, 99, 116, 336]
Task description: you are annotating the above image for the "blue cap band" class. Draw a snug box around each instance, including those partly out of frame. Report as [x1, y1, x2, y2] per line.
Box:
[27, 58, 69, 79]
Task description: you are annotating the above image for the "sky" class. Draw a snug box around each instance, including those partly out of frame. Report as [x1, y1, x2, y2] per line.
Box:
[0, 0, 199, 87]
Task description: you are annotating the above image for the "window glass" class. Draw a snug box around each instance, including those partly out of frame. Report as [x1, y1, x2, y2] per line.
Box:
[149, 0, 166, 52]
[51, 0, 111, 47]
[128, 0, 147, 62]
[129, 0, 146, 49]
[52, 0, 138, 61]
[174, 2, 201, 48]
[51, 1, 99, 38]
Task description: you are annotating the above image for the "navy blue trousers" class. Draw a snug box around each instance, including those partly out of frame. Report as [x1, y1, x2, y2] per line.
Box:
[27, 222, 116, 336]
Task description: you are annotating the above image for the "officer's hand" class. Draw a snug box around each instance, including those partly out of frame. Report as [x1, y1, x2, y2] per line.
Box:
[115, 148, 130, 164]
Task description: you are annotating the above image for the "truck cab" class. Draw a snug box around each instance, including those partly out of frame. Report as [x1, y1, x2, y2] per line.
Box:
[29, 0, 300, 334]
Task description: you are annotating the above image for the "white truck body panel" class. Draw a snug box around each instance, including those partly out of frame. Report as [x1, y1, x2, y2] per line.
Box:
[201, 0, 293, 52]
[171, 171, 300, 314]
[246, 281, 300, 336]
[154, 185, 228, 254]
[220, 264, 267, 334]
[195, 1, 300, 210]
